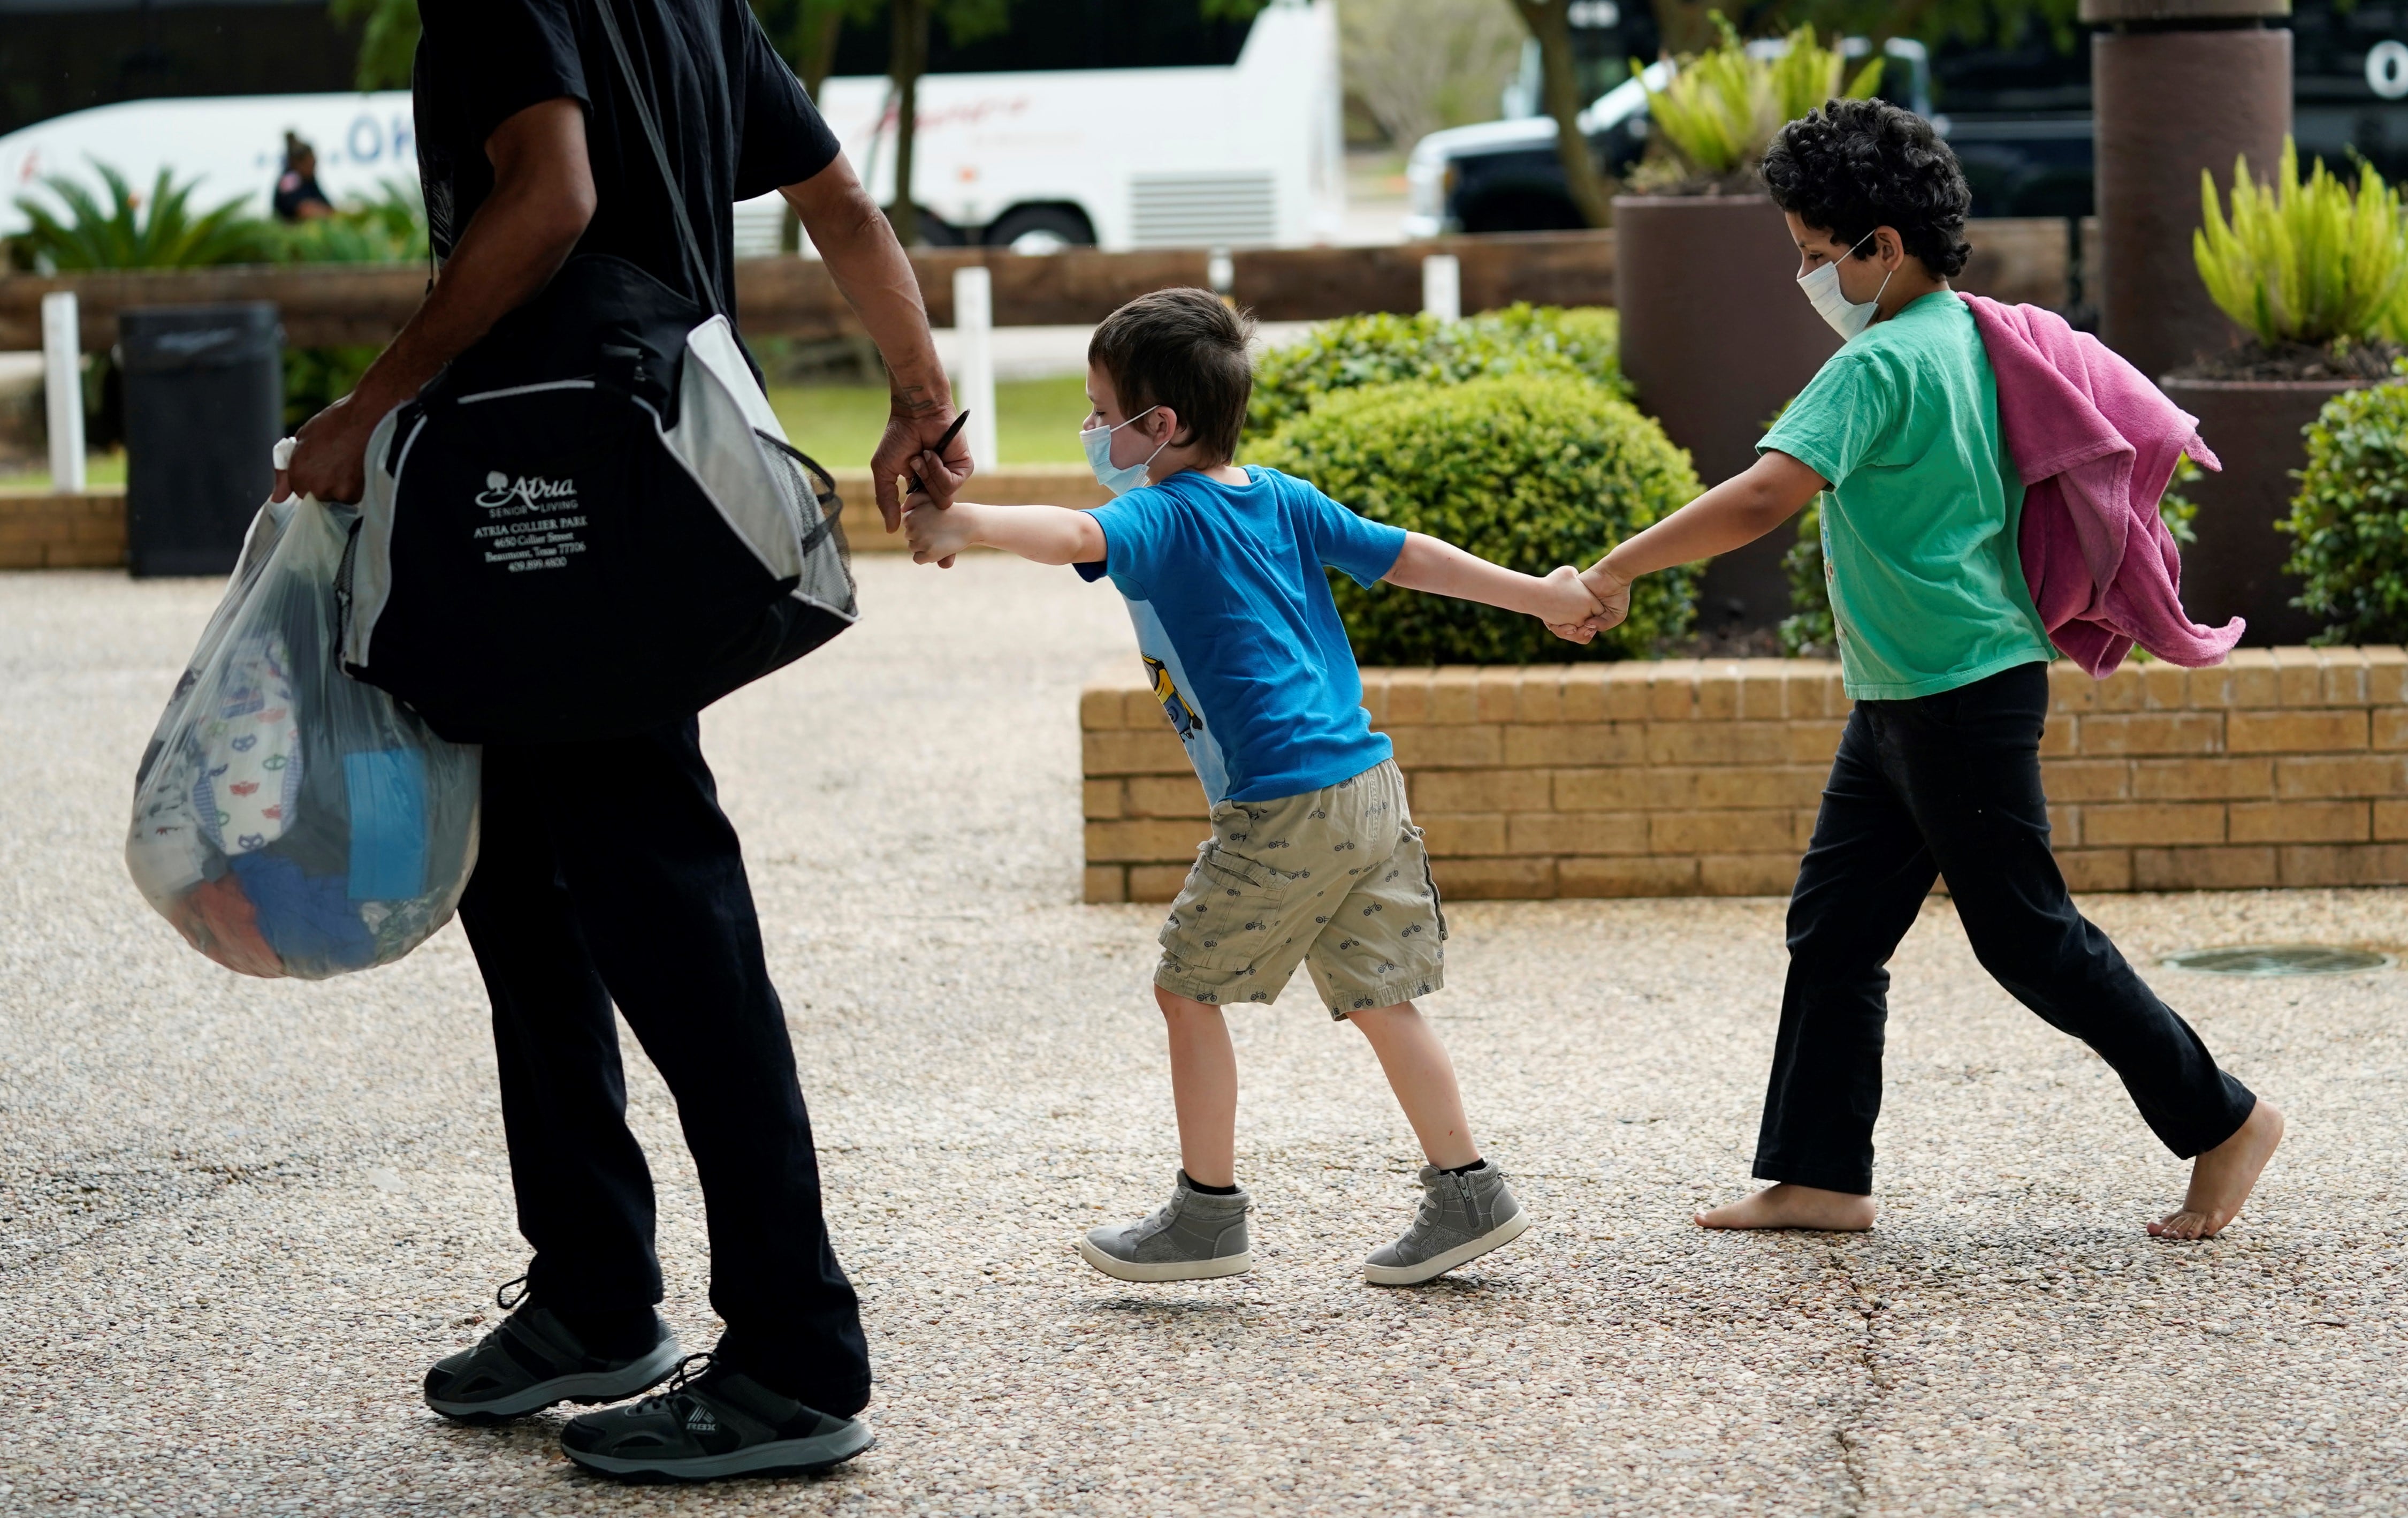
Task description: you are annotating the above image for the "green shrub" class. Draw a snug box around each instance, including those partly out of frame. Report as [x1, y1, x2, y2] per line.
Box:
[263, 180, 430, 267]
[1779, 497, 1833, 656]
[2283, 380, 2408, 643]
[1245, 305, 1623, 441]
[1246, 373, 1700, 664]
[2194, 138, 2408, 348]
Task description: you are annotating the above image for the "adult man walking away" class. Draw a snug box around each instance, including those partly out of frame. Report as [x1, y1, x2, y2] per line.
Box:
[277, 0, 966, 1482]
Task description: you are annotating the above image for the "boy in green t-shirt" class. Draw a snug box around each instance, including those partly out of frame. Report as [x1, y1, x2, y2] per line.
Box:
[1560, 98, 2282, 1240]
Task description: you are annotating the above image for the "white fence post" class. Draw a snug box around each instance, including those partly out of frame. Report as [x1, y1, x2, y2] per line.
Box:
[1421, 254, 1462, 322]
[41, 291, 86, 492]
[951, 265, 999, 472]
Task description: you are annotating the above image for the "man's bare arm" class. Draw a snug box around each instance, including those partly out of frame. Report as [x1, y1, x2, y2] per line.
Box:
[782, 156, 968, 529]
[279, 98, 595, 503]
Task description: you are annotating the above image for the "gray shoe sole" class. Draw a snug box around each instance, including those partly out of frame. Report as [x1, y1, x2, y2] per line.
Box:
[425, 1335, 684, 1421]
[563, 1420, 873, 1482]
[1363, 1208, 1533, 1286]
[1074, 1235, 1253, 1282]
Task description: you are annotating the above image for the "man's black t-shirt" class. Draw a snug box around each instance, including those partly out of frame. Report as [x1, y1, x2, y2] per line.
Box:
[412, 0, 839, 320]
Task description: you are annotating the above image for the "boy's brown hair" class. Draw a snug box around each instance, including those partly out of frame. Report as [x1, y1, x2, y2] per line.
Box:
[1087, 287, 1256, 465]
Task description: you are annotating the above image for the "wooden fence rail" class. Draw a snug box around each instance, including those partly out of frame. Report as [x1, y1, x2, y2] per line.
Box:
[0, 219, 2086, 352]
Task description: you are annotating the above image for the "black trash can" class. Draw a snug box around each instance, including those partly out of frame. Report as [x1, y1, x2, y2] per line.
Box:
[121, 303, 283, 578]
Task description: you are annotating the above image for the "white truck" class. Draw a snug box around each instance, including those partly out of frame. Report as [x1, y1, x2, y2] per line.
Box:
[0, 0, 1343, 256]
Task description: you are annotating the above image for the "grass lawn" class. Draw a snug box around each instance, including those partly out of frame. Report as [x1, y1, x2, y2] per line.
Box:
[0, 452, 129, 491]
[3, 384, 1089, 491]
[767, 374, 1091, 470]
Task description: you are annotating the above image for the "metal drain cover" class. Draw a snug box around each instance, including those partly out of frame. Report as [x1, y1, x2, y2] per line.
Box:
[2162, 944, 2393, 977]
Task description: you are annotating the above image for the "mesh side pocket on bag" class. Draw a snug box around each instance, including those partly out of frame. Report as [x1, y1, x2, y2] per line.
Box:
[755, 430, 857, 617]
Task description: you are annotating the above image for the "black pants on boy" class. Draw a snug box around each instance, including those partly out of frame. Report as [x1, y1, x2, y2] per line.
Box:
[1756, 661, 2257, 1195]
[456, 716, 870, 1416]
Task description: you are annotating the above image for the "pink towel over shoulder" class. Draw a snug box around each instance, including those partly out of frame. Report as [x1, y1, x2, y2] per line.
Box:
[1959, 292, 2244, 676]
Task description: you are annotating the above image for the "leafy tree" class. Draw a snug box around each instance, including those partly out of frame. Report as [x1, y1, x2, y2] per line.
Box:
[1338, 0, 1526, 153]
[330, 0, 420, 89]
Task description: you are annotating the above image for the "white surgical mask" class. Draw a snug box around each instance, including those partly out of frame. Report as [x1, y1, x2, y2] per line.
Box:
[1080, 406, 1168, 497]
[1797, 230, 1893, 340]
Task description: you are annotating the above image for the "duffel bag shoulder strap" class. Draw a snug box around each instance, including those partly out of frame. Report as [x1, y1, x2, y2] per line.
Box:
[590, 0, 721, 321]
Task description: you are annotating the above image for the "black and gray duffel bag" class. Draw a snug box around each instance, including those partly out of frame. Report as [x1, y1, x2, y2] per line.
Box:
[339, 0, 856, 745]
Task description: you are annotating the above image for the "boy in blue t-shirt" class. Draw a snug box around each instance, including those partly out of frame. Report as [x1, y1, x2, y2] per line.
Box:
[904, 288, 1602, 1285]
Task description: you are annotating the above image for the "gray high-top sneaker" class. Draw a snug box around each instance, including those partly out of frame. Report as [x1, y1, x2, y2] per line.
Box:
[1076, 1172, 1253, 1282]
[1363, 1160, 1532, 1286]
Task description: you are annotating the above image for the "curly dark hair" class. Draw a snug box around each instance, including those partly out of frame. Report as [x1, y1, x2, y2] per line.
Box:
[1761, 97, 1971, 279]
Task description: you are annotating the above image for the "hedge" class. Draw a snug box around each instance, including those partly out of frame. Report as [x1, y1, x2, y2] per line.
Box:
[1245, 305, 1625, 441]
[1247, 373, 1700, 664]
[2286, 380, 2408, 643]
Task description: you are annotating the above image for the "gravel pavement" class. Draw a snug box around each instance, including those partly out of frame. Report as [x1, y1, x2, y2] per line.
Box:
[3, 555, 2404, 1517]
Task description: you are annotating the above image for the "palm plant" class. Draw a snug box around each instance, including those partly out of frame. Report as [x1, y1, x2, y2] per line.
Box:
[2193, 138, 2408, 349]
[1638, 17, 1884, 183]
[9, 162, 271, 271]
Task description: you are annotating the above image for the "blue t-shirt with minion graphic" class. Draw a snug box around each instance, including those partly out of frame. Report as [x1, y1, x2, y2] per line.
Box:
[1076, 466, 1406, 804]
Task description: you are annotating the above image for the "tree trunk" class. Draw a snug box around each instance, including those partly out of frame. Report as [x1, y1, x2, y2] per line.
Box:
[888, 0, 929, 246]
[1647, 0, 1723, 57]
[797, 1, 847, 97]
[1506, 0, 1613, 228]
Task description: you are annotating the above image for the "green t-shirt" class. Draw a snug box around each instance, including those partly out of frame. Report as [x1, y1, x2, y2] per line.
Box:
[1758, 291, 2054, 701]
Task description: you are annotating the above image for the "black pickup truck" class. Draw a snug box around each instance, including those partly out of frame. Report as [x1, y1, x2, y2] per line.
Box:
[1403, 0, 2408, 234]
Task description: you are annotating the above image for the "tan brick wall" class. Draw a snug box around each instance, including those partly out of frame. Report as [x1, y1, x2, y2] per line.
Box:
[0, 487, 126, 570]
[1081, 648, 2408, 902]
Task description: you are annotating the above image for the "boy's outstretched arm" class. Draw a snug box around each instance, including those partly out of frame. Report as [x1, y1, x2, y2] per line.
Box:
[903, 494, 1104, 567]
[1571, 450, 1827, 637]
[1383, 533, 1603, 625]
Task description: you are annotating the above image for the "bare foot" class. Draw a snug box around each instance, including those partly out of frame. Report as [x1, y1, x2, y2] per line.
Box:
[1695, 1183, 1878, 1232]
[2150, 1099, 2284, 1240]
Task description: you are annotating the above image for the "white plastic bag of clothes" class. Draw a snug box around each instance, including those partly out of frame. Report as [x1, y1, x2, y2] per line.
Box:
[125, 484, 480, 978]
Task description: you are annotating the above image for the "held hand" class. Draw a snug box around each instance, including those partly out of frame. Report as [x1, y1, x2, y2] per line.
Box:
[872, 407, 973, 533]
[278, 390, 386, 504]
[1532, 564, 1606, 627]
[903, 493, 975, 566]
[1579, 560, 1634, 634]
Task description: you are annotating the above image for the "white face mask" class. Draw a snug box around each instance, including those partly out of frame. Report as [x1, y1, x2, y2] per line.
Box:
[1797, 229, 1894, 340]
[1080, 406, 1168, 497]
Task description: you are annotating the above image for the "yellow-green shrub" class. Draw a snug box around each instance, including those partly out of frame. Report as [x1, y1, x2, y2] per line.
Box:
[2194, 138, 2408, 348]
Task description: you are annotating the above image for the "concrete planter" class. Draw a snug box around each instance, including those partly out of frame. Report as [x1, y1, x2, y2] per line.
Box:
[1613, 194, 1839, 633]
[2165, 377, 2365, 647]
[1083, 651, 2408, 902]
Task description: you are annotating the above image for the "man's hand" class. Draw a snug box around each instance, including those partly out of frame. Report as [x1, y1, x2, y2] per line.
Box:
[872, 409, 972, 537]
[903, 491, 978, 565]
[784, 154, 965, 528]
[277, 383, 398, 503]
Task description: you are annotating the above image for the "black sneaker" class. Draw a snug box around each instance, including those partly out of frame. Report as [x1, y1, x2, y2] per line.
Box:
[423, 1278, 682, 1423]
[560, 1354, 873, 1482]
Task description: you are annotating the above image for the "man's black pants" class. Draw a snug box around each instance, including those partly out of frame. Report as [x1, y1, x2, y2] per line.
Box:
[456, 716, 870, 1416]
[1757, 661, 2257, 1195]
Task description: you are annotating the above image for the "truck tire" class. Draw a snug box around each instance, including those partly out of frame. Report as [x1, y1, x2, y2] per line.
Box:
[984, 204, 1096, 254]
